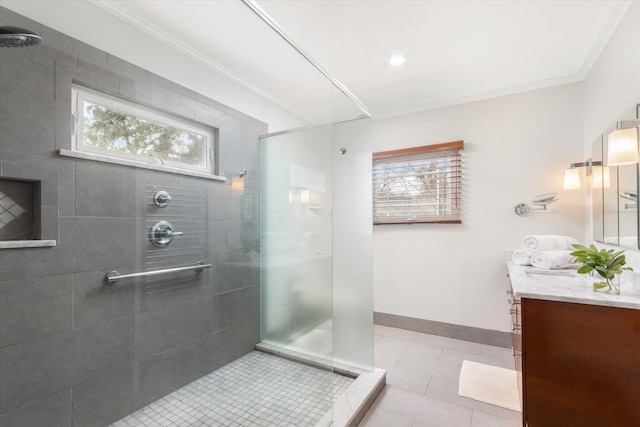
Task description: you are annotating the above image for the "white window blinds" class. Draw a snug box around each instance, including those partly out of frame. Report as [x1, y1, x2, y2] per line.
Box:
[373, 140, 463, 225]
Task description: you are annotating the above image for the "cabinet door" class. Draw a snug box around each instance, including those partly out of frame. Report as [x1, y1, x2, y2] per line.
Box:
[522, 298, 640, 426]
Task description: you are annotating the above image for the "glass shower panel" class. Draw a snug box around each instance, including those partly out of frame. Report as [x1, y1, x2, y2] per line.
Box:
[260, 116, 374, 374]
[260, 126, 334, 361]
[332, 118, 374, 371]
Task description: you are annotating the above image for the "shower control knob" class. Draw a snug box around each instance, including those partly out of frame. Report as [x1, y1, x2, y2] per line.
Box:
[162, 229, 183, 238]
[153, 190, 172, 207]
[149, 221, 182, 247]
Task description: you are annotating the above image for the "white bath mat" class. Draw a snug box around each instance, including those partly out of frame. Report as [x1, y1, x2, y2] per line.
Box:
[458, 360, 521, 412]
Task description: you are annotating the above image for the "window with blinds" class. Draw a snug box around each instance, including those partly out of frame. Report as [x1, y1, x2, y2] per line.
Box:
[373, 140, 463, 225]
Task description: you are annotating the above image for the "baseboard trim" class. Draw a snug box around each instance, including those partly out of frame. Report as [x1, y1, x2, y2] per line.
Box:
[374, 312, 511, 348]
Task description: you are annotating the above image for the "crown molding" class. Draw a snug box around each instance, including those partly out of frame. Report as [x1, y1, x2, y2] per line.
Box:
[372, 73, 585, 121]
[88, 0, 314, 124]
[577, 0, 634, 79]
[88, 0, 633, 123]
[374, 0, 633, 121]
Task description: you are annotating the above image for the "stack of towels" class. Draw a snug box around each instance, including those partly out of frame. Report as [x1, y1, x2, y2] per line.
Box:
[512, 235, 579, 269]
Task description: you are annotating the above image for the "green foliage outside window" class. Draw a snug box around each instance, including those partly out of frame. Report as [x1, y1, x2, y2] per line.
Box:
[83, 102, 205, 167]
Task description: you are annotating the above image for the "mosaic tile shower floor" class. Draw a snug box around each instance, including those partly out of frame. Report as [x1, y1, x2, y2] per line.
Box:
[112, 351, 354, 427]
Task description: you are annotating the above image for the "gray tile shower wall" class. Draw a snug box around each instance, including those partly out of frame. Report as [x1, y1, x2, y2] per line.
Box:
[0, 7, 264, 427]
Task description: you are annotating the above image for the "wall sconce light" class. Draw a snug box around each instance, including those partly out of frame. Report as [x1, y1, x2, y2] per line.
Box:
[607, 105, 640, 167]
[563, 168, 581, 190]
[288, 187, 312, 204]
[514, 193, 558, 216]
[592, 166, 611, 189]
[299, 189, 310, 204]
[231, 170, 247, 195]
[608, 127, 639, 166]
[562, 159, 603, 190]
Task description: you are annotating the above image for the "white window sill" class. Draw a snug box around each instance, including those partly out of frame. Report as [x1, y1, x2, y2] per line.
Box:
[0, 240, 57, 249]
[58, 149, 227, 182]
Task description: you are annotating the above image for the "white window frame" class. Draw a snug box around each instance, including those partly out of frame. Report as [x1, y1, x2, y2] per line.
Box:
[71, 84, 215, 175]
[373, 140, 463, 225]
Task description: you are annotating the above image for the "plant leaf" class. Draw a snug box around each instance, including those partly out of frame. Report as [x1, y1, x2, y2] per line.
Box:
[577, 265, 593, 274]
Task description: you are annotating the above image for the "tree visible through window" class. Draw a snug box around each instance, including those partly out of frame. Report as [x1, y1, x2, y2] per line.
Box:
[373, 141, 463, 224]
[72, 85, 214, 173]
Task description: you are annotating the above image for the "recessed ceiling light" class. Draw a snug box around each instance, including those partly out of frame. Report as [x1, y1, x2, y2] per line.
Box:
[390, 55, 405, 66]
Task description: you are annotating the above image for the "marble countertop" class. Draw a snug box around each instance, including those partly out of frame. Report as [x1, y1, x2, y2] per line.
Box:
[507, 262, 640, 310]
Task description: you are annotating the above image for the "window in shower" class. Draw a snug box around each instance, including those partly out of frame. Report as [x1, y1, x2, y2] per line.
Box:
[71, 84, 216, 174]
[373, 140, 463, 224]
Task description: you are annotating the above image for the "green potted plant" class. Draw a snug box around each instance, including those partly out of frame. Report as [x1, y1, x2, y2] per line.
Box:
[570, 243, 633, 294]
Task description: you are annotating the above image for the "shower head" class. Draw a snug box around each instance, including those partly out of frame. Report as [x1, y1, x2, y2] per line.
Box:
[0, 26, 42, 48]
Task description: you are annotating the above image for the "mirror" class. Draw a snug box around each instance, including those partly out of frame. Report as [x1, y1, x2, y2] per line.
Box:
[602, 135, 620, 245]
[592, 136, 604, 243]
[592, 118, 640, 249]
[617, 163, 638, 248]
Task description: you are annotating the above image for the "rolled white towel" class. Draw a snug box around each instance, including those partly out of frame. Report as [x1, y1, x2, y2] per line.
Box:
[530, 250, 577, 270]
[604, 236, 620, 244]
[619, 236, 638, 248]
[521, 235, 579, 251]
[512, 249, 535, 266]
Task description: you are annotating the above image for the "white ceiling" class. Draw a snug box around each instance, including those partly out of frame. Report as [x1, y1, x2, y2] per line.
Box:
[92, 0, 630, 123]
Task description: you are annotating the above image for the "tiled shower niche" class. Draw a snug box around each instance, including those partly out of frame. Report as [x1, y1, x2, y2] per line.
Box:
[0, 179, 38, 240]
[0, 162, 58, 249]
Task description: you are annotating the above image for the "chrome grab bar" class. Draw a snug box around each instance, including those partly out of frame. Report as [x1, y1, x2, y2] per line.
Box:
[104, 261, 211, 285]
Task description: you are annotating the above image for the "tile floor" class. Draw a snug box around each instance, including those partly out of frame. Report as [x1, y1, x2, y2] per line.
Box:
[112, 351, 353, 427]
[358, 325, 521, 427]
[112, 325, 519, 427]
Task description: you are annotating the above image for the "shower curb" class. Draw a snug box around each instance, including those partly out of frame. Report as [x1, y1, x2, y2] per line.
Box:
[255, 343, 386, 427]
[326, 367, 386, 427]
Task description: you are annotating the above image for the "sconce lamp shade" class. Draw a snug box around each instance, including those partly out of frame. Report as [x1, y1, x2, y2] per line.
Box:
[563, 168, 581, 190]
[607, 128, 639, 166]
[300, 189, 310, 203]
[231, 176, 244, 195]
[592, 166, 610, 189]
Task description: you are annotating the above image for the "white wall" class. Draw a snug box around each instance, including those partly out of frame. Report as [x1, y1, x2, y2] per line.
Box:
[372, 83, 586, 332]
[583, 1, 640, 147]
[0, 0, 306, 132]
[372, 2, 640, 332]
[582, 1, 640, 249]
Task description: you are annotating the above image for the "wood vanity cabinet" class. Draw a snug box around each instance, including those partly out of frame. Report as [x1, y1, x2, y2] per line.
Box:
[507, 284, 523, 414]
[510, 292, 640, 426]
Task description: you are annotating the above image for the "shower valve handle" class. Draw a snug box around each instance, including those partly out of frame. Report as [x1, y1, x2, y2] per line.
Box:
[162, 229, 183, 238]
[153, 190, 172, 207]
[149, 221, 183, 247]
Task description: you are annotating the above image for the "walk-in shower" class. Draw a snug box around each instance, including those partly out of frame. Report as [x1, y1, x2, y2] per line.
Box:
[0, 3, 379, 426]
